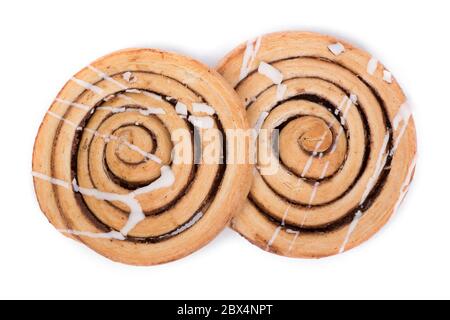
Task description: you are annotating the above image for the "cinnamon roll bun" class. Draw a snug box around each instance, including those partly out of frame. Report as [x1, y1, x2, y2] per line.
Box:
[33, 49, 251, 265]
[217, 32, 417, 258]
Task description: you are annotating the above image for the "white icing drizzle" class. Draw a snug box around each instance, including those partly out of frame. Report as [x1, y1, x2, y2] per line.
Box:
[286, 229, 300, 253]
[266, 226, 282, 250]
[103, 95, 115, 102]
[31, 172, 129, 240]
[47, 111, 83, 131]
[188, 116, 214, 129]
[393, 156, 417, 214]
[328, 43, 345, 56]
[138, 107, 166, 116]
[122, 71, 136, 83]
[132, 166, 175, 196]
[254, 111, 269, 136]
[32, 164, 175, 239]
[126, 89, 142, 94]
[96, 106, 127, 114]
[257, 62, 287, 103]
[258, 62, 283, 84]
[168, 211, 204, 237]
[391, 102, 412, 156]
[367, 57, 378, 75]
[308, 182, 320, 207]
[330, 128, 343, 154]
[118, 93, 134, 103]
[55, 98, 90, 111]
[329, 93, 358, 153]
[31, 173, 135, 239]
[276, 84, 288, 102]
[266, 207, 290, 250]
[59, 229, 125, 240]
[192, 103, 215, 115]
[57, 95, 165, 116]
[339, 210, 363, 253]
[116, 92, 167, 115]
[70, 178, 144, 237]
[175, 101, 188, 116]
[320, 161, 330, 179]
[335, 95, 347, 115]
[143, 92, 164, 101]
[121, 140, 163, 164]
[268, 135, 330, 249]
[32, 171, 71, 189]
[383, 70, 393, 84]
[336, 94, 357, 122]
[301, 133, 328, 178]
[307, 162, 330, 206]
[88, 65, 127, 90]
[360, 132, 390, 205]
[239, 36, 262, 81]
[71, 77, 104, 94]
[46, 111, 162, 163]
[301, 158, 314, 178]
[281, 207, 290, 226]
[341, 102, 354, 126]
[393, 102, 412, 130]
[350, 93, 358, 104]
[99, 92, 166, 115]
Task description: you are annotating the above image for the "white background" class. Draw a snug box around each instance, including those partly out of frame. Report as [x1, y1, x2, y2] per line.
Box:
[0, 0, 448, 300]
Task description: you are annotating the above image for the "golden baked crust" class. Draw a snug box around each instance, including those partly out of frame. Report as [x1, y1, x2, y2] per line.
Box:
[217, 32, 417, 258]
[32, 48, 251, 266]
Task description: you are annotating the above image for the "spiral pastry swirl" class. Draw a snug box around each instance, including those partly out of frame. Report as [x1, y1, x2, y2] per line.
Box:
[217, 32, 417, 258]
[32, 49, 251, 265]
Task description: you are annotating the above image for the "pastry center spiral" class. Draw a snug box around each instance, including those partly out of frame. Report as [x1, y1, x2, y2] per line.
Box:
[113, 126, 154, 164]
[278, 115, 336, 179]
[293, 117, 333, 153]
